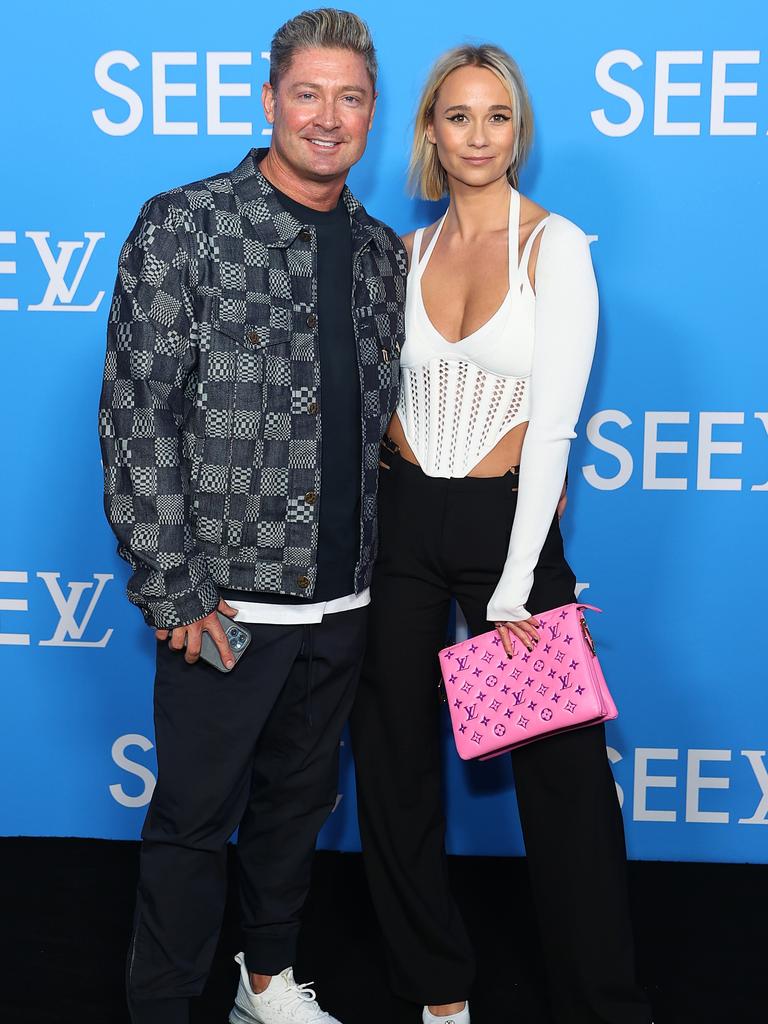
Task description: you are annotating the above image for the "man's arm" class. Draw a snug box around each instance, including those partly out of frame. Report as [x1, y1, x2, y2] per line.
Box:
[98, 197, 219, 631]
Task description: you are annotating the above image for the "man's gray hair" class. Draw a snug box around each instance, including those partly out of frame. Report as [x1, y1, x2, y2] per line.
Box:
[270, 8, 378, 90]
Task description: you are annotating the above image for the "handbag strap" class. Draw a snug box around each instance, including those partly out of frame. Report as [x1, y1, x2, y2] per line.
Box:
[577, 603, 603, 613]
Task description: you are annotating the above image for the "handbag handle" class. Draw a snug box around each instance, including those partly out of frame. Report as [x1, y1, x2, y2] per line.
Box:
[576, 603, 601, 656]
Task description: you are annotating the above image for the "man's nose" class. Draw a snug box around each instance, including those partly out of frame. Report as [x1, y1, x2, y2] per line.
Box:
[315, 100, 340, 131]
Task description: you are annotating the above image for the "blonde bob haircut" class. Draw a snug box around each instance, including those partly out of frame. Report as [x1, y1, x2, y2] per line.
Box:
[409, 44, 534, 200]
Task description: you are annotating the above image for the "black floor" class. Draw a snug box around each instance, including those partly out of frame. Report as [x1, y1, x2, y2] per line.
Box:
[2, 838, 765, 1023]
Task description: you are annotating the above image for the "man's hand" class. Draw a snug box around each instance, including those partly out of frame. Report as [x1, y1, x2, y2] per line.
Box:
[155, 599, 239, 668]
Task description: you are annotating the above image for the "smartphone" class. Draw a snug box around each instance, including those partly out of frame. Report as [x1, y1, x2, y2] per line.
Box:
[198, 612, 251, 673]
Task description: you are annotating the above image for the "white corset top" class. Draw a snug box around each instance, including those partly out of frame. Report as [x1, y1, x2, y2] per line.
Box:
[399, 188, 547, 478]
[395, 189, 600, 624]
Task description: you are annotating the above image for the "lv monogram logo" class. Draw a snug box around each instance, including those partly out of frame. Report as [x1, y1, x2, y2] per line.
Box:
[512, 689, 526, 706]
[464, 704, 478, 722]
[455, 654, 471, 672]
[37, 571, 113, 647]
[559, 672, 571, 690]
[26, 231, 106, 312]
[548, 622, 561, 641]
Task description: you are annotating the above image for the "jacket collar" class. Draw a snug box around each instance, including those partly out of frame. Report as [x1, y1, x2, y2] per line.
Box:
[231, 148, 388, 255]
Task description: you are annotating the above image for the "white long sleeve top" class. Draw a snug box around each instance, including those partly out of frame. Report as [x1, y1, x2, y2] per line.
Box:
[398, 189, 598, 622]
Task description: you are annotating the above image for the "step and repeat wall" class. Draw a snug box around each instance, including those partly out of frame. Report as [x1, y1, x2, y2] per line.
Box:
[1, 1, 765, 862]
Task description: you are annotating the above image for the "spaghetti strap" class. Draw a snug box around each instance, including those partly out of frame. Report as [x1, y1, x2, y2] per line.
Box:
[507, 188, 521, 288]
[414, 213, 447, 278]
[410, 228, 426, 274]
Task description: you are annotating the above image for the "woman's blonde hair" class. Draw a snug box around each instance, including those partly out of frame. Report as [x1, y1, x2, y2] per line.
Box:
[409, 44, 534, 200]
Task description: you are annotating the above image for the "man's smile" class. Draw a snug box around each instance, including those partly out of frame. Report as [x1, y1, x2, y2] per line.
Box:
[305, 138, 343, 149]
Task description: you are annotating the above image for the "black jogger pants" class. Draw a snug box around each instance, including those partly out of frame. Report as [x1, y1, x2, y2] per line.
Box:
[127, 607, 367, 1024]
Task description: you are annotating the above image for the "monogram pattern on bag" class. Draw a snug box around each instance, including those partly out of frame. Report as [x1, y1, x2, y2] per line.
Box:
[440, 605, 612, 760]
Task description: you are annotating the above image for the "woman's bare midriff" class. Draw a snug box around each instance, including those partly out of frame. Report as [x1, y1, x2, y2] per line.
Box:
[384, 412, 528, 477]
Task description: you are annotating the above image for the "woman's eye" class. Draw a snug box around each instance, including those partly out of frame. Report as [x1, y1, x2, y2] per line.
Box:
[448, 114, 467, 123]
[490, 114, 512, 123]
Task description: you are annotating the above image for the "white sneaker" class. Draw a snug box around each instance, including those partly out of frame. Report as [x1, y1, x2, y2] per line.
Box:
[422, 1002, 470, 1024]
[229, 952, 342, 1024]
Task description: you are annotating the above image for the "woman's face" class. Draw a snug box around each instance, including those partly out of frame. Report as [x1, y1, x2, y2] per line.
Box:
[427, 65, 516, 190]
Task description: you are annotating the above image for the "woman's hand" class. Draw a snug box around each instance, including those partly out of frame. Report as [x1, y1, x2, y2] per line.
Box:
[494, 616, 541, 657]
[557, 477, 567, 519]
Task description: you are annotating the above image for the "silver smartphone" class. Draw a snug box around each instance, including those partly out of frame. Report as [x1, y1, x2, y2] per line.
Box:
[198, 612, 251, 673]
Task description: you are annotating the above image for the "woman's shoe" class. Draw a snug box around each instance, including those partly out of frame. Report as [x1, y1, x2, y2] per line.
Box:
[422, 1003, 470, 1024]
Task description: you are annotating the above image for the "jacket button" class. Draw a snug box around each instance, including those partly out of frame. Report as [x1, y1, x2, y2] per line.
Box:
[304, 491, 317, 504]
[297, 575, 310, 589]
[306, 313, 317, 329]
[247, 330, 260, 344]
[299, 229, 311, 243]
[307, 402, 318, 415]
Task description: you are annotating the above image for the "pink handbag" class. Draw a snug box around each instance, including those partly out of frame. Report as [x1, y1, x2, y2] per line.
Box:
[439, 603, 617, 761]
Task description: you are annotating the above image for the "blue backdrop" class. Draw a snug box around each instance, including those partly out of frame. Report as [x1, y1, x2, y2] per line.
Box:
[1, 0, 766, 862]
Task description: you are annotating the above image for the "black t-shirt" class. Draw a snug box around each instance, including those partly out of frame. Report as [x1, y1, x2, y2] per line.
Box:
[220, 183, 361, 606]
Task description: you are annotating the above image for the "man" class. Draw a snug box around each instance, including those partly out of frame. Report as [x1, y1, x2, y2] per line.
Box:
[98, 10, 406, 1024]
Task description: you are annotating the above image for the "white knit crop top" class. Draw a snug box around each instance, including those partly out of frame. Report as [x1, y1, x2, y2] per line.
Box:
[397, 188, 599, 623]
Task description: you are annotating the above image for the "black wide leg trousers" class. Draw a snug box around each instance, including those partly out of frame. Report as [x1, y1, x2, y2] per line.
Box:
[128, 607, 367, 1024]
[350, 452, 652, 1024]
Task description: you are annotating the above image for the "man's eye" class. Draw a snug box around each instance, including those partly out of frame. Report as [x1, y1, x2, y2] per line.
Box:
[343, 95, 361, 105]
[298, 92, 315, 101]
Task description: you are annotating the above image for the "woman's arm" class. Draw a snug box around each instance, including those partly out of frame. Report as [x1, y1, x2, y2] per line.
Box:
[486, 214, 598, 624]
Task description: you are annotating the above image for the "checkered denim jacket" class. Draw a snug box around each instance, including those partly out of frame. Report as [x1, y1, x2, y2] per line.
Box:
[98, 149, 406, 629]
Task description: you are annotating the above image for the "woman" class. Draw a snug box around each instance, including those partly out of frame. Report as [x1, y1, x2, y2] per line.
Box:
[350, 45, 653, 1024]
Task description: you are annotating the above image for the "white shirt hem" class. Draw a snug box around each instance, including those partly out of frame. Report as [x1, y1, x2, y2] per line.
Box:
[228, 589, 371, 625]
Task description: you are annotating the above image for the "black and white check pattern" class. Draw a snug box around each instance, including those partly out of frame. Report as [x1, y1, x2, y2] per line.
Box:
[99, 148, 406, 629]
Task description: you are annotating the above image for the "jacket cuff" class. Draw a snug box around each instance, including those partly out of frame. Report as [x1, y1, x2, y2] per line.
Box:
[131, 578, 220, 631]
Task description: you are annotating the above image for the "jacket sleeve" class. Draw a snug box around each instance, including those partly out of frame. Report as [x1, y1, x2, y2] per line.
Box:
[98, 198, 219, 630]
[486, 215, 598, 623]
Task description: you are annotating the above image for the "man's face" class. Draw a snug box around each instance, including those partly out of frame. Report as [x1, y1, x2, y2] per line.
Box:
[262, 47, 377, 185]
